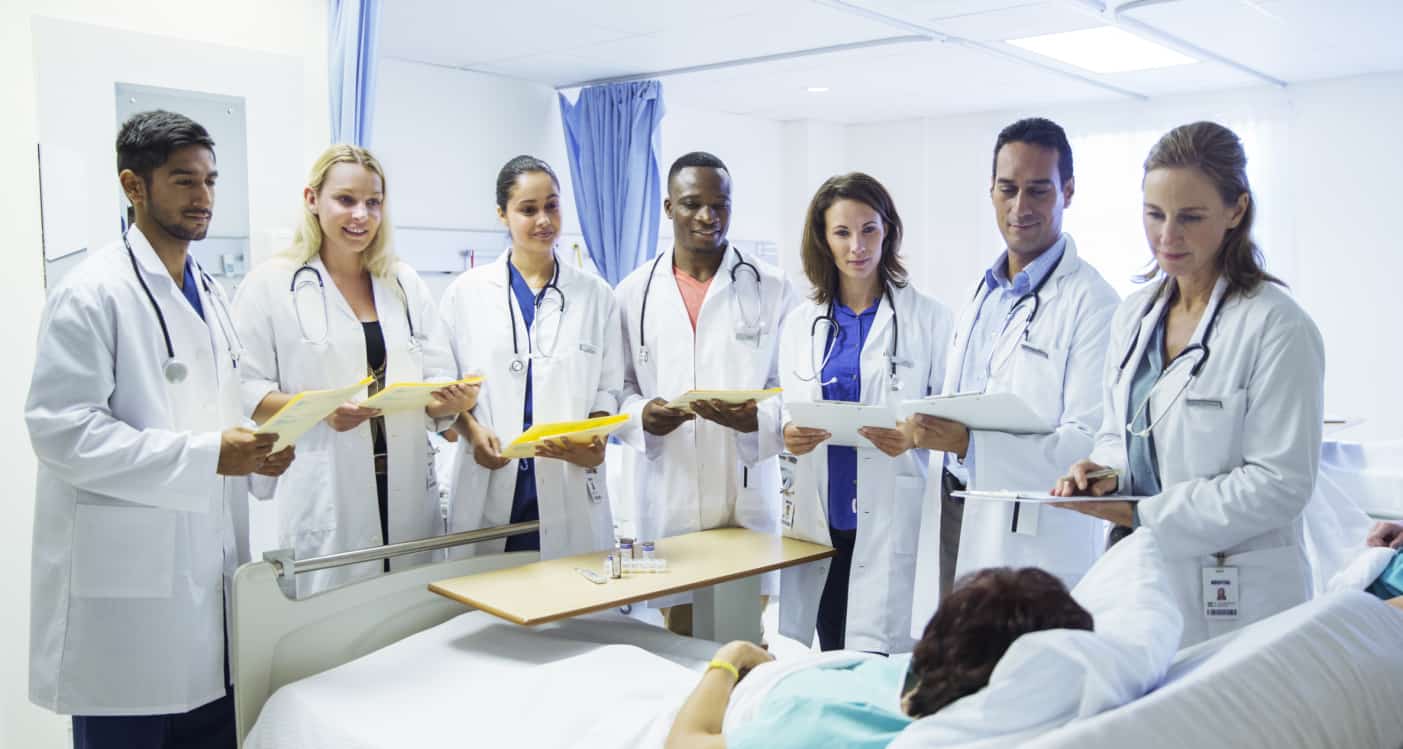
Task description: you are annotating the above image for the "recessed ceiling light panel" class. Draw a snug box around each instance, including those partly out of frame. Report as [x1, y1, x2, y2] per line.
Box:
[1006, 26, 1196, 73]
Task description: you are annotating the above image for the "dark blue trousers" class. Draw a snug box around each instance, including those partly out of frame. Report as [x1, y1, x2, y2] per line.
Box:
[71, 687, 234, 749]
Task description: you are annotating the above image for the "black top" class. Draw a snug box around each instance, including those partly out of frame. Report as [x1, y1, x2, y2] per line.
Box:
[362, 321, 388, 457]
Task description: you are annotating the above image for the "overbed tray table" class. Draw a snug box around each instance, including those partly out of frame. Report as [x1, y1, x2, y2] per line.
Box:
[430, 527, 834, 643]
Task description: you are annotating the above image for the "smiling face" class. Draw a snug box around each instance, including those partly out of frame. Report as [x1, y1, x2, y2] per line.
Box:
[990, 141, 1074, 261]
[1142, 165, 1248, 285]
[666, 166, 732, 254]
[824, 198, 885, 295]
[307, 162, 383, 256]
[498, 170, 561, 255]
[128, 144, 218, 242]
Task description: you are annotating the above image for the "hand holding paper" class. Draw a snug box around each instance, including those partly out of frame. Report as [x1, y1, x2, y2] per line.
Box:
[501, 414, 630, 460]
[361, 375, 485, 415]
[255, 376, 375, 451]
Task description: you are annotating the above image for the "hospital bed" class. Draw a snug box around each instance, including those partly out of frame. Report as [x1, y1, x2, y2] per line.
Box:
[236, 443, 1403, 749]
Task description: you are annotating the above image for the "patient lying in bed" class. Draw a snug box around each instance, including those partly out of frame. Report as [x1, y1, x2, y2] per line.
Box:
[664, 567, 1095, 749]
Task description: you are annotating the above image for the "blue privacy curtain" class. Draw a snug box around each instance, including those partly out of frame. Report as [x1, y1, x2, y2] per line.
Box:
[559, 81, 665, 285]
[328, 0, 382, 146]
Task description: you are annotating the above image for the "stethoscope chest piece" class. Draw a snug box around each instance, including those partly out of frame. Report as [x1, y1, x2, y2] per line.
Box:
[164, 359, 189, 384]
[509, 356, 527, 375]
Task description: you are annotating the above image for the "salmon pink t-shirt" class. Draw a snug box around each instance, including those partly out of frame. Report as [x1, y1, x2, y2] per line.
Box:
[673, 266, 713, 331]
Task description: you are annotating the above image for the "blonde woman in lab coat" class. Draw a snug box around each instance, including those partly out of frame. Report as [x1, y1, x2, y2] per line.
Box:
[1053, 122, 1326, 646]
[777, 173, 953, 654]
[233, 145, 473, 596]
[440, 155, 622, 558]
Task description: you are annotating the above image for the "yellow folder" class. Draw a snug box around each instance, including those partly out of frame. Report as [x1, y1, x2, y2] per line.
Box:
[665, 387, 782, 414]
[255, 376, 375, 452]
[359, 375, 485, 415]
[501, 414, 630, 459]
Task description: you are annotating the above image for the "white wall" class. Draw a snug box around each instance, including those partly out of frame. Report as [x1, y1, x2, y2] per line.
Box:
[659, 105, 789, 272]
[839, 72, 1403, 440]
[1, 3, 327, 747]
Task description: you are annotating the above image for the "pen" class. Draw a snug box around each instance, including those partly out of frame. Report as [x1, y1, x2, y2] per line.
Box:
[1059, 467, 1118, 485]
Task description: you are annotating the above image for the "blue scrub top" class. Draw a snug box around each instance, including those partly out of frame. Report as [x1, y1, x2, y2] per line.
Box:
[1126, 311, 1167, 498]
[181, 257, 205, 321]
[507, 264, 541, 549]
[822, 301, 877, 531]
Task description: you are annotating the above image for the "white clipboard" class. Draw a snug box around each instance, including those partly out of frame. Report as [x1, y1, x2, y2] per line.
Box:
[952, 490, 1147, 504]
[786, 400, 900, 447]
[898, 392, 1051, 434]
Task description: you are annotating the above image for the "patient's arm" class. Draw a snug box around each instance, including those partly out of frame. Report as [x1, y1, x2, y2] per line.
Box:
[665, 641, 773, 749]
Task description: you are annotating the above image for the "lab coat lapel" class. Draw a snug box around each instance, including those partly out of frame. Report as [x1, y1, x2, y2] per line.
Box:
[860, 289, 896, 400]
[310, 255, 360, 326]
[945, 280, 988, 394]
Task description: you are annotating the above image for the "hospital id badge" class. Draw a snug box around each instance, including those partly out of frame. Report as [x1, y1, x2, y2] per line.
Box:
[584, 468, 604, 504]
[782, 498, 795, 529]
[1202, 565, 1239, 620]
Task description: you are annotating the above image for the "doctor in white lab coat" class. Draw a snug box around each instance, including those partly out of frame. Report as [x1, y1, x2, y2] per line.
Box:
[234, 145, 469, 597]
[908, 119, 1120, 630]
[441, 156, 621, 558]
[616, 152, 796, 632]
[776, 173, 953, 654]
[1053, 122, 1324, 647]
[26, 112, 292, 741]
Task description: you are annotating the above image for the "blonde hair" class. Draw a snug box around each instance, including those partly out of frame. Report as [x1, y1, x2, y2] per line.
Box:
[282, 144, 398, 278]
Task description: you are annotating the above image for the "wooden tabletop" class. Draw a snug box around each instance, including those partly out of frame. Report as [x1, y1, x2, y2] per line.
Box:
[429, 528, 835, 626]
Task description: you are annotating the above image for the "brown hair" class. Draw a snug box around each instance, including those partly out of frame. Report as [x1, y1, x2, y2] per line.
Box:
[903, 567, 1094, 719]
[799, 173, 908, 306]
[1138, 121, 1282, 294]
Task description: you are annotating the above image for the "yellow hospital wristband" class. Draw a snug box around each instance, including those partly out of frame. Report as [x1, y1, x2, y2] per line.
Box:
[707, 659, 741, 682]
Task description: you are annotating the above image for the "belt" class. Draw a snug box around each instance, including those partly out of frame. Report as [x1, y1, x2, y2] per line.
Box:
[373, 453, 388, 475]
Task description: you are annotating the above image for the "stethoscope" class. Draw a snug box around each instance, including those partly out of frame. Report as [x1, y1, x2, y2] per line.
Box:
[506, 250, 567, 376]
[290, 264, 421, 351]
[636, 246, 762, 364]
[1116, 279, 1227, 437]
[124, 229, 243, 384]
[793, 284, 903, 392]
[958, 248, 1066, 380]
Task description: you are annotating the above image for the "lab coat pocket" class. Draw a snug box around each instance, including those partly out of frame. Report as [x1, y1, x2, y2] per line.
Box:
[893, 476, 924, 555]
[283, 450, 338, 536]
[1224, 544, 1309, 626]
[1007, 342, 1070, 429]
[71, 503, 176, 599]
[1180, 387, 1247, 477]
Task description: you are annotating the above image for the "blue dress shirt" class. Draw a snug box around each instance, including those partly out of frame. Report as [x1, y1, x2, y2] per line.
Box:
[822, 301, 878, 531]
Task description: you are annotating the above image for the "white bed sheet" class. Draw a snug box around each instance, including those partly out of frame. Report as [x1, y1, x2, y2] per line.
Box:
[1018, 591, 1403, 749]
[244, 611, 715, 749]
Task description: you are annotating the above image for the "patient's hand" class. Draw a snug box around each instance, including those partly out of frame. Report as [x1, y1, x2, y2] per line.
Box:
[714, 641, 774, 682]
[1367, 521, 1403, 550]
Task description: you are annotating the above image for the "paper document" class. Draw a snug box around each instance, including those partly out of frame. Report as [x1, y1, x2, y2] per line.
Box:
[899, 391, 1051, 435]
[502, 414, 631, 459]
[953, 490, 1148, 504]
[255, 376, 375, 452]
[359, 375, 485, 415]
[786, 400, 900, 447]
[666, 388, 782, 413]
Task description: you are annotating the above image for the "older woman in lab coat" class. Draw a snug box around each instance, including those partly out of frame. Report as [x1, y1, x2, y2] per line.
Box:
[777, 173, 952, 654]
[1053, 122, 1325, 646]
[234, 145, 472, 596]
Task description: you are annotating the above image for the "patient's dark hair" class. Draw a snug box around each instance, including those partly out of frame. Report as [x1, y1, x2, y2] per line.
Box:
[904, 567, 1093, 718]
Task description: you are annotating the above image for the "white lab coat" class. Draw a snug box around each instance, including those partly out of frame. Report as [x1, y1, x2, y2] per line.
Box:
[911, 235, 1119, 632]
[233, 256, 456, 597]
[439, 252, 621, 558]
[26, 228, 248, 715]
[616, 246, 797, 600]
[1089, 275, 1324, 646]
[776, 285, 953, 653]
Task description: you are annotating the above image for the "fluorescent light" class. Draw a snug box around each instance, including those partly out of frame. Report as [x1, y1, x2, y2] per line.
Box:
[1006, 26, 1196, 73]
[806, 86, 830, 93]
